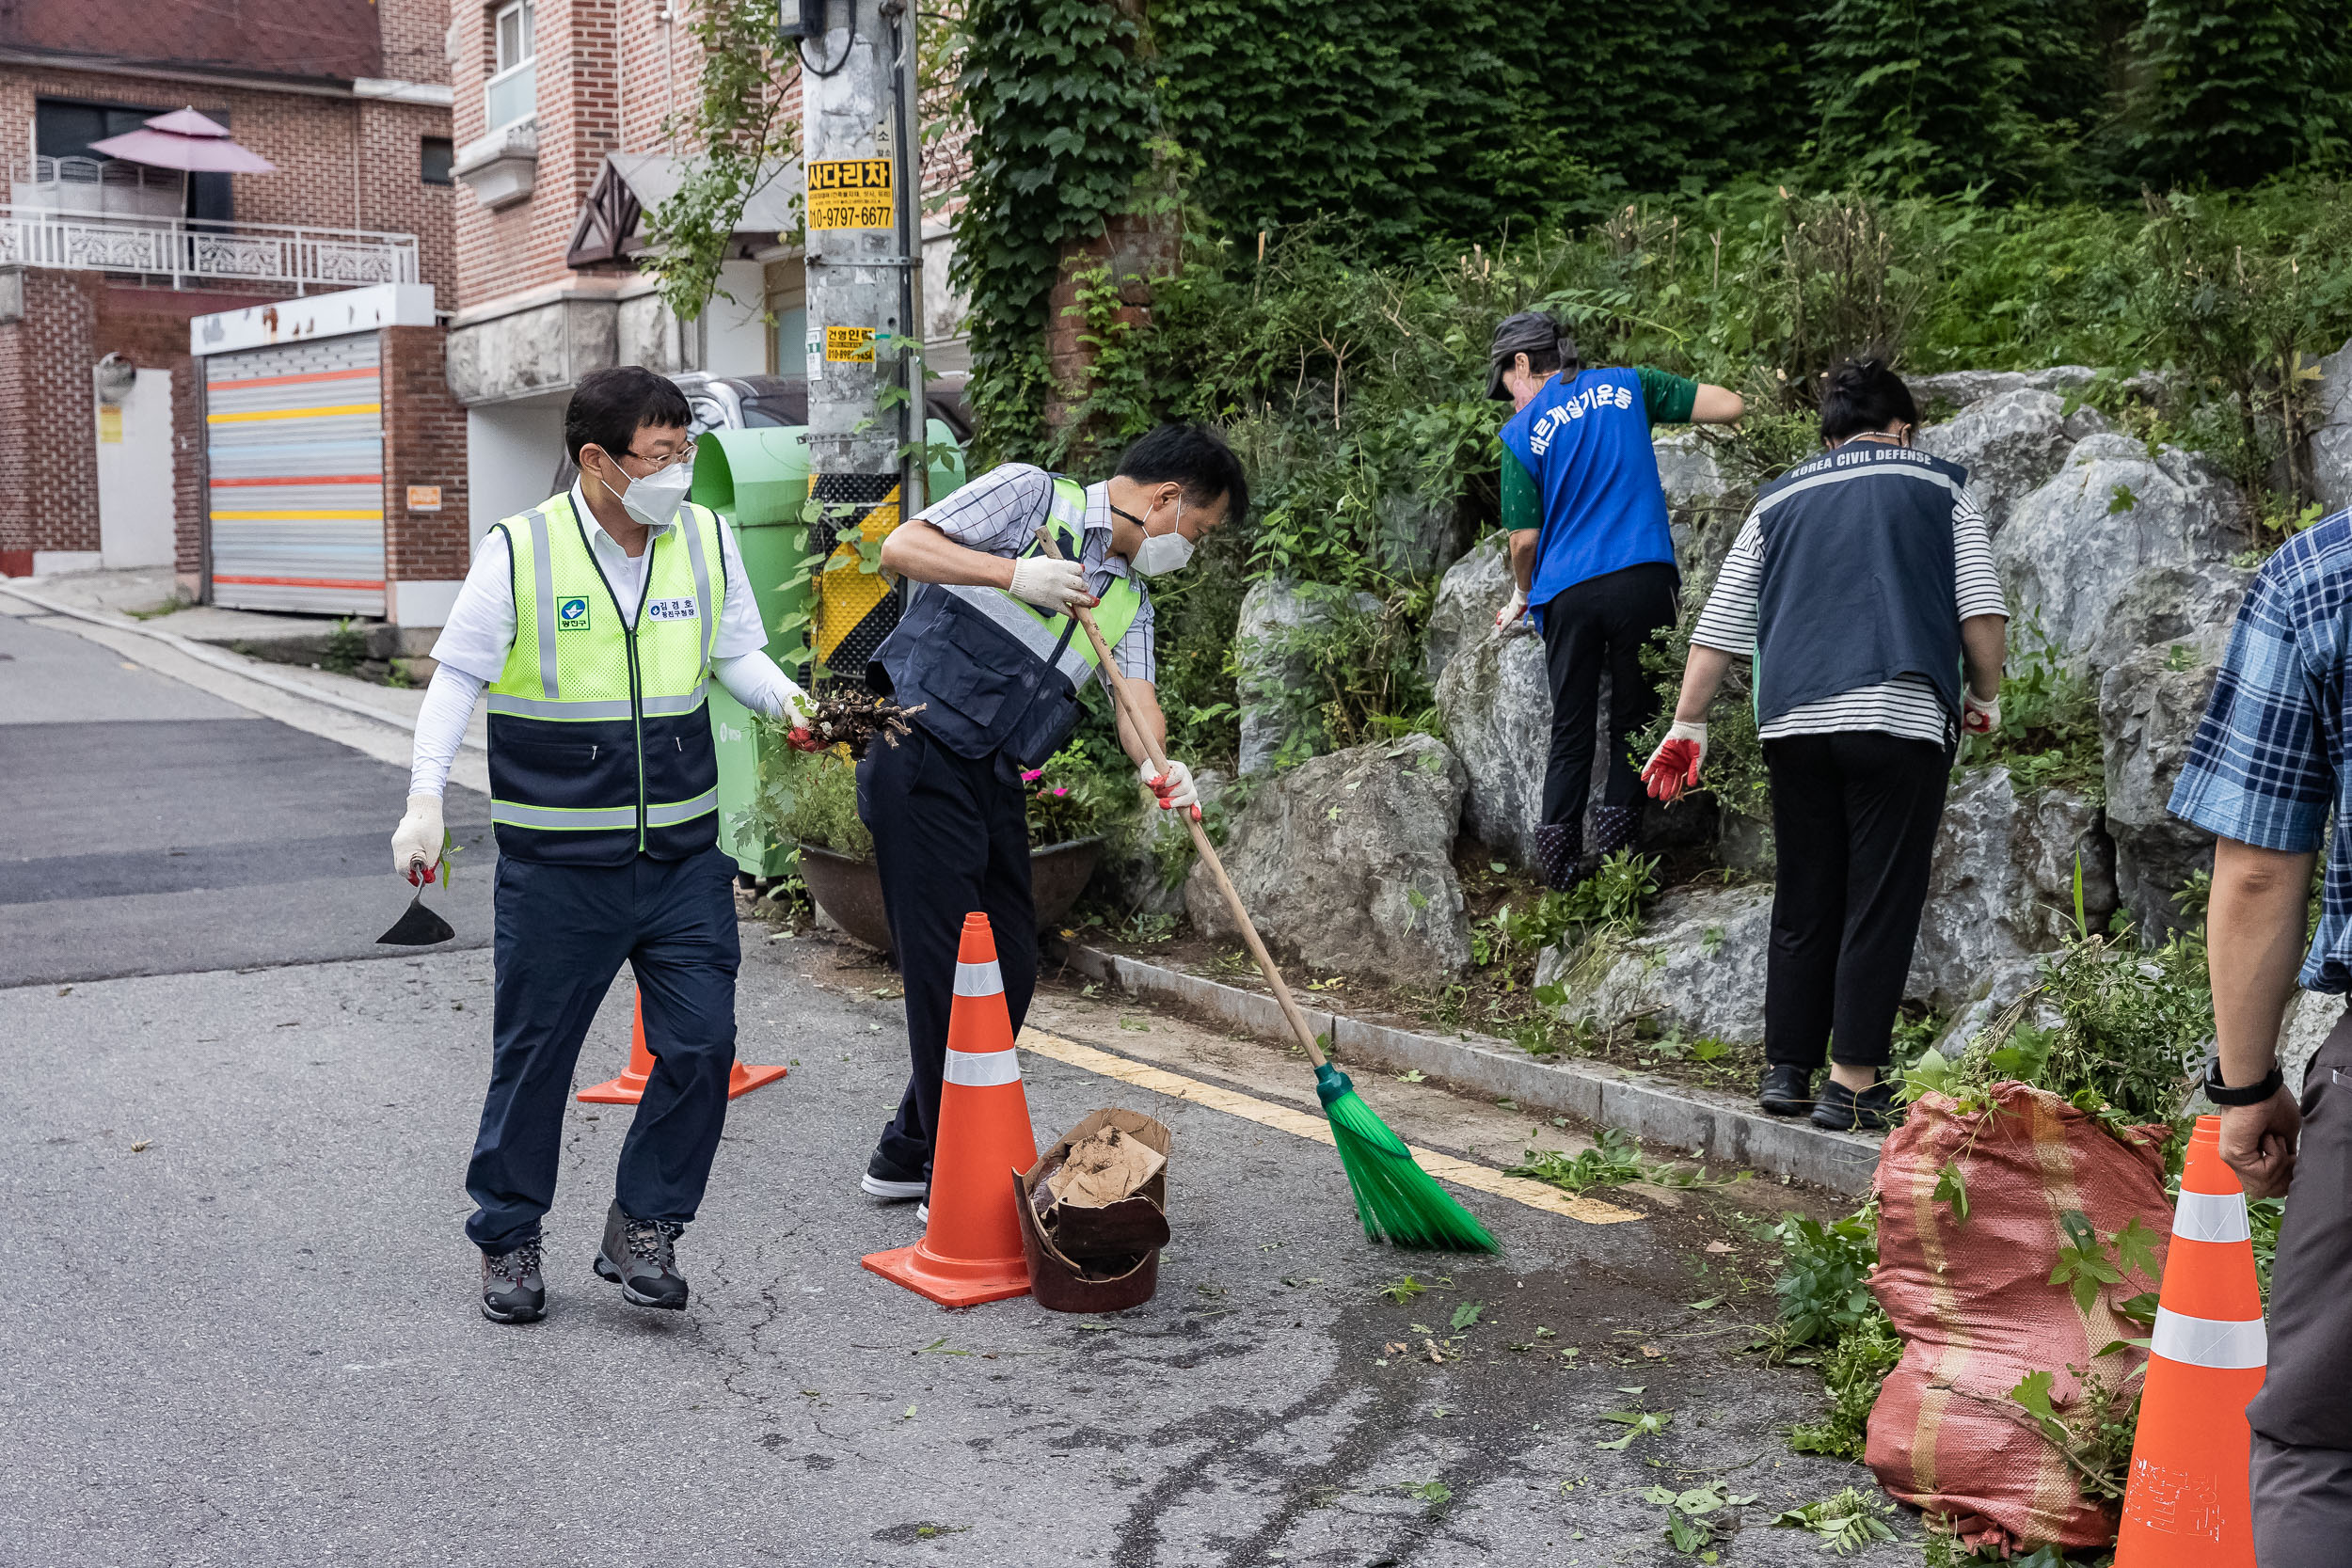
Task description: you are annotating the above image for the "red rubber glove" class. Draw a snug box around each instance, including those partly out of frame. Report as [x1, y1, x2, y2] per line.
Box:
[1641, 721, 1708, 802]
[787, 727, 824, 753]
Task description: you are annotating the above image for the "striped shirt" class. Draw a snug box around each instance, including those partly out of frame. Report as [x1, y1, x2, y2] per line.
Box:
[1691, 482, 2006, 745]
[913, 462, 1155, 682]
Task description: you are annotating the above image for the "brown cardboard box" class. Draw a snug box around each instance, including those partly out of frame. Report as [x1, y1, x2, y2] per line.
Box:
[1011, 1108, 1173, 1313]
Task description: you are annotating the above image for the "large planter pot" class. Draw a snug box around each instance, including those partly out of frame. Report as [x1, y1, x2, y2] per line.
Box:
[797, 837, 1104, 956]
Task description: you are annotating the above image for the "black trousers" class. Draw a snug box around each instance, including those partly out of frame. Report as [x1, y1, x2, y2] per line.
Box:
[1761, 730, 1948, 1070]
[2249, 1004, 2352, 1564]
[468, 845, 742, 1253]
[859, 726, 1038, 1175]
[1538, 562, 1679, 844]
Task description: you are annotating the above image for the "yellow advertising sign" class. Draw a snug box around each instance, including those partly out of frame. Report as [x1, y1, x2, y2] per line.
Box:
[805, 159, 894, 230]
[98, 405, 123, 444]
[825, 326, 877, 363]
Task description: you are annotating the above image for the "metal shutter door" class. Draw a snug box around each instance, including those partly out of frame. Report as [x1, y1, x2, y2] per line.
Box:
[205, 335, 386, 616]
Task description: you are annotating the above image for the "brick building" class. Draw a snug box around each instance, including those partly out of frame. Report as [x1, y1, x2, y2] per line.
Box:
[0, 0, 458, 625]
[445, 2, 971, 542]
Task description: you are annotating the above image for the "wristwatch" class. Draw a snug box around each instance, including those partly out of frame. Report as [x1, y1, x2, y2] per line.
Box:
[2204, 1059, 2286, 1106]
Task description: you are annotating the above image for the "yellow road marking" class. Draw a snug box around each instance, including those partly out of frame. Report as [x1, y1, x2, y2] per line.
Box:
[1017, 1027, 1642, 1227]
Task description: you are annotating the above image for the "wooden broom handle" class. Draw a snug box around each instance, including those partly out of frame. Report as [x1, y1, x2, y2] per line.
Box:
[1033, 529, 1329, 1067]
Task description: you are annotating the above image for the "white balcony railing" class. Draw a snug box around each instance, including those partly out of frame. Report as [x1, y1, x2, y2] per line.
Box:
[0, 204, 420, 292]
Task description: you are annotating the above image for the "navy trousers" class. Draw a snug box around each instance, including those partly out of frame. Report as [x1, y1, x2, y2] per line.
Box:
[466, 844, 741, 1253]
[858, 726, 1037, 1176]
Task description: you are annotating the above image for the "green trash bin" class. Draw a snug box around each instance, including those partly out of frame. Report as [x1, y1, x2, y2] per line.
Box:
[692, 420, 966, 878]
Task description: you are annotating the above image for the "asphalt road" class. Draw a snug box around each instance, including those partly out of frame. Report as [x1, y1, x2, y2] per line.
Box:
[0, 595, 1912, 1566]
[0, 604, 492, 987]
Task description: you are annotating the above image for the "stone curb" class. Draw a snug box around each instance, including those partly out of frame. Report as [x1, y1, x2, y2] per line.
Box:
[1047, 940, 1883, 1197]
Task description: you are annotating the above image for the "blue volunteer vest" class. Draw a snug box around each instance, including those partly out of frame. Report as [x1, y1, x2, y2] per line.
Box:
[485, 492, 726, 864]
[1750, 441, 1966, 732]
[1498, 367, 1677, 609]
[868, 476, 1144, 770]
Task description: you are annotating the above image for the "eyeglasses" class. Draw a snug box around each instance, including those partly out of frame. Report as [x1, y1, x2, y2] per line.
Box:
[615, 438, 695, 473]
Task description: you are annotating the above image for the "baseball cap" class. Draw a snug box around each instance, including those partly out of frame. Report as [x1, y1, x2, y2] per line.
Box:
[1486, 311, 1576, 401]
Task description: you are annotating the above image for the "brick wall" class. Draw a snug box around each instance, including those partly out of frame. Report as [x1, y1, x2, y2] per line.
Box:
[0, 64, 455, 301]
[451, 0, 806, 314]
[379, 325, 470, 583]
[0, 270, 103, 567]
[380, 0, 452, 87]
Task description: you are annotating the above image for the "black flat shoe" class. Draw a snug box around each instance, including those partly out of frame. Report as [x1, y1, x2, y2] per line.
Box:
[1811, 1076, 1898, 1132]
[1758, 1063, 1816, 1117]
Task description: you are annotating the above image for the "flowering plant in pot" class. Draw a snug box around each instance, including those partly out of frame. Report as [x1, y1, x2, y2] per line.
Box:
[747, 726, 1134, 951]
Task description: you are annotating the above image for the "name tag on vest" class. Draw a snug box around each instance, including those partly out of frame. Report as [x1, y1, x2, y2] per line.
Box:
[645, 596, 697, 623]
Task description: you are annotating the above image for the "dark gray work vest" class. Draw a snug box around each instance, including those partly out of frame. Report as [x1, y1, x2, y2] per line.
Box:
[868, 483, 1144, 771]
[1751, 440, 1966, 732]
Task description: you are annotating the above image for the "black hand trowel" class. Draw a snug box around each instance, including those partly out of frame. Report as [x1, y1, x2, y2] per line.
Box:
[377, 857, 456, 946]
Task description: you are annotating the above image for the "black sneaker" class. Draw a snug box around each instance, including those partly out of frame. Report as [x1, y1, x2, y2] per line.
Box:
[861, 1147, 929, 1201]
[1812, 1076, 1898, 1132]
[480, 1240, 545, 1323]
[1758, 1063, 1816, 1117]
[594, 1200, 690, 1310]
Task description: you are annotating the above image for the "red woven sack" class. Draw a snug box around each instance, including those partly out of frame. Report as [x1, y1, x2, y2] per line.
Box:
[1866, 1082, 2172, 1552]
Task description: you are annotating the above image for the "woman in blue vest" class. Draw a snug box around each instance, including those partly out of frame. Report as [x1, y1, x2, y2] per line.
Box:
[1643, 359, 2008, 1131]
[391, 367, 818, 1323]
[1489, 311, 1745, 889]
[857, 424, 1248, 1214]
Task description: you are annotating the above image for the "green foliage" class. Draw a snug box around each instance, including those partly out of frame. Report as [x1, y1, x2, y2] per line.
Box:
[751, 741, 875, 860]
[1474, 852, 1661, 975]
[1506, 1129, 1645, 1195]
[1810, 0, 2070, 198]
[322, 617, 366, 676]
[1768, 1206, 1882, 1353]
[1019, 743, 1135, 846]
[639, 0, 801, 322]
[1966, 612, 2103, 797]
[948, 0, 1158, 452]
[1788, 1314, 1903, 1462]
[2126, 0, 2352, 189]
[1772, 1486, 1902, 1554]
[1645, 1479, 1756, 1555]
[2006, 1363, 2142, 1502]
[2048, 1210, 2163, 1315]
[1237, 584, 1437, 768]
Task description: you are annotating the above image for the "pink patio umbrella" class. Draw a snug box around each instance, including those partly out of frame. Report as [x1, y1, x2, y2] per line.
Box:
[88, 108, 277, 175]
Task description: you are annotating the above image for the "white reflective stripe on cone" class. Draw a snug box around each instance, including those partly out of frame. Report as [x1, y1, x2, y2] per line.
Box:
[953, 960, 1005, 997]
[2172, 1188, 2252, 1243]
[944, 1047, 1021, 1087]
[2150, 1306, 2267, 1370]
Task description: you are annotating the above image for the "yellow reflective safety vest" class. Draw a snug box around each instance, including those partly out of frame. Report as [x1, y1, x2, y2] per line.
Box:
[869, 475, 1145, 768]
[485, 491, 726, 864]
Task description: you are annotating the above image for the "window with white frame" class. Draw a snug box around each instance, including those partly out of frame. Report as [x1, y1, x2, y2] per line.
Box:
[485, 0, 537, 131]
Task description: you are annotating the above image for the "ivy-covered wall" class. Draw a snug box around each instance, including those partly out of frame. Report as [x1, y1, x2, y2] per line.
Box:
[946, 0, 2352, 458]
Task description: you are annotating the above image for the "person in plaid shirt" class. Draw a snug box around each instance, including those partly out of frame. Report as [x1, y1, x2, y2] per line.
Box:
[2169, 509, 2352, 1562]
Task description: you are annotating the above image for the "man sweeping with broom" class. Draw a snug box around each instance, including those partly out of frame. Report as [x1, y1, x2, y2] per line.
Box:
[861, 425, 1496, 1253]
[855, 426, 1241, 1220]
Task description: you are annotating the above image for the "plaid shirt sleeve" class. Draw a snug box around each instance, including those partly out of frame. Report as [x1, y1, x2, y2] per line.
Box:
[2169, 557, 2333, 853]
[913, 463, 1052, 554]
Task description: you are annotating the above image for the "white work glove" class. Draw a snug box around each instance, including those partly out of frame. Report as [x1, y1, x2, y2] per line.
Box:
[1008, 556, 1095, 614]
[391, 792, 445, 885]
[1495, 586, 1531, 635]
[1963, 689, 2000, 737]
[1641, 721, 1708, 803]
[1142, 758, 1201, 819]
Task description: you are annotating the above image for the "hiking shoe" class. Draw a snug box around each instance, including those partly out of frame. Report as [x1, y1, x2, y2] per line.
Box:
[480, 1240, 545, 1323]
[594, 1201, 690, 1310]
[916, 1200, 930, 1227]
[861, 1147, 929, 1201]
[1758, 1064, 1817, 1117]
[1812, 1076, 1899, 1132]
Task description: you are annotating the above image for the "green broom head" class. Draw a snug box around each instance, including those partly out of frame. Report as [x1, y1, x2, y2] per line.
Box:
[1313, 1063, 1499, 1253]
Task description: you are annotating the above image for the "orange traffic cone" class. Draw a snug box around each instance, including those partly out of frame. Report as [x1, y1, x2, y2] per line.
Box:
[862, 912, 1039, 1307]
[2114, 1114, 2265, 1565]
[577, 994, 789, 1104]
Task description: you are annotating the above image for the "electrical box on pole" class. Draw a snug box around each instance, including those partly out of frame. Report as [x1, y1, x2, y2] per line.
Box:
[797, 0, 922, 694]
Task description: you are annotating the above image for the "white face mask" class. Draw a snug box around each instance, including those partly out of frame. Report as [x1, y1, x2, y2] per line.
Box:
[1124, 496, 1193, 578]
[602, 459, 693, 531]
